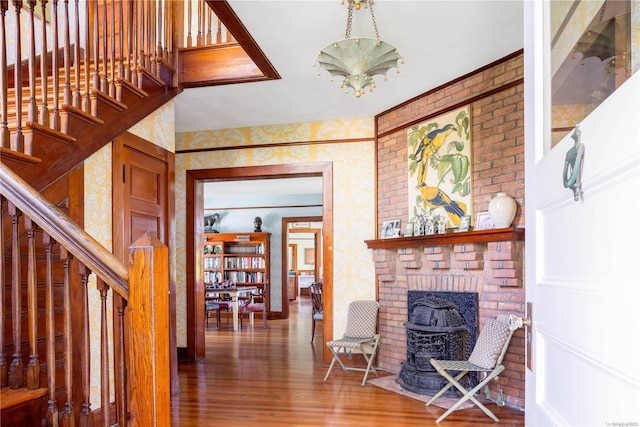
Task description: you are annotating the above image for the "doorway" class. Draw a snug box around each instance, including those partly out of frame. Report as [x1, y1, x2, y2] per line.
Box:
[284, 218, 322, 302]
[185, 163, 334, 363]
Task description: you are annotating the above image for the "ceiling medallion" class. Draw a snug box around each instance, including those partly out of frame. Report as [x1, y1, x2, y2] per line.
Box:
[315, 0, 403, 97]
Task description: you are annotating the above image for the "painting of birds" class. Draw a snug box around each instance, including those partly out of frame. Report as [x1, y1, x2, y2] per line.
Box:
[413, 124, 456, 185]
[417, 184, 467, 226]
[407, 106, 472, 228]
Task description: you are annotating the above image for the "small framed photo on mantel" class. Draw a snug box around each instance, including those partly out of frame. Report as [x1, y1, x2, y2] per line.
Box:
[404, 222, 414, 237]
[475, 211, 495, 231]
[382, 220, 401, 238]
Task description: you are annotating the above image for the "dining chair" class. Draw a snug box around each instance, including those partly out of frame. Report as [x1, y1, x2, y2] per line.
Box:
[323, 300, 380, 386]
[239, 282, 268, 328]
[205, 299, 232, 328]
[426, 314, 524, 423]
[310, 282, 324, 342]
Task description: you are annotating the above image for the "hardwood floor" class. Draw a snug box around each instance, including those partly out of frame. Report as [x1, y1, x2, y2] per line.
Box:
[171, 297, 525, 426]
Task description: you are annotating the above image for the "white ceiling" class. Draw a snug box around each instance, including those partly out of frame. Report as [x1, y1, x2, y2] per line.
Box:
[174, 0, 525, 133]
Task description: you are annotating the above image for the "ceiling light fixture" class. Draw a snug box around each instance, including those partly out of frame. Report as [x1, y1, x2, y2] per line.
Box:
[315, 0, 403, 97]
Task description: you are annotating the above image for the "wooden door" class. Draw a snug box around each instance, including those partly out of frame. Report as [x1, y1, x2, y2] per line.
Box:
[113, 133, 178, 395]
[525, 3, 640, 424]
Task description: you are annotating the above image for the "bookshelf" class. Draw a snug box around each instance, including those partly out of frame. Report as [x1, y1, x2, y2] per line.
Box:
[203, 232, 271, 299]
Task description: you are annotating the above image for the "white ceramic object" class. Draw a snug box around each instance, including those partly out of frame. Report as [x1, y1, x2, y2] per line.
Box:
[488, 192, 516, 228]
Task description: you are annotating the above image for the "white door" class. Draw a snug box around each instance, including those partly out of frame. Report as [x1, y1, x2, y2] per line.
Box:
[525, 2, 640, 426]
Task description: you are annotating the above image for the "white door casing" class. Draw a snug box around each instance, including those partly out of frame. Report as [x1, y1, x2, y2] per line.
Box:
[525, 2, 640, 426]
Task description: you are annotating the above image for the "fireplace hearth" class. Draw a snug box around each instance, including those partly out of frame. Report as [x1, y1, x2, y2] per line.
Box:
[396, 291, 478, 395]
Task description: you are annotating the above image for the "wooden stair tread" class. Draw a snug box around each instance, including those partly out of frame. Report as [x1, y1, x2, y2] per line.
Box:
[0, 387, 48, 410]
[0, 147, 42, 165]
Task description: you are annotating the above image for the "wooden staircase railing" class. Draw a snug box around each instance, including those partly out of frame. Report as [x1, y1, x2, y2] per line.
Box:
[0, 1, 252, 425]
[1, 162, 170, 427]
[0, 0, 181, 191]
[0, 1, 186, 426]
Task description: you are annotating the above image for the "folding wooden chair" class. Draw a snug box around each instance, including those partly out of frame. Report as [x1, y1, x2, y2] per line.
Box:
[426, 314, 523, 423]
[323, 300, 380, 386]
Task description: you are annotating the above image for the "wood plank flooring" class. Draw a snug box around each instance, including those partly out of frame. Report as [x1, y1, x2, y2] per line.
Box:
[171, 297, 525, 426]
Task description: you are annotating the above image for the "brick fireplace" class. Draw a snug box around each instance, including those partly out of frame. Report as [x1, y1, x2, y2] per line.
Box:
[367, 231, 526, 408]
[370, 51, 526, 408]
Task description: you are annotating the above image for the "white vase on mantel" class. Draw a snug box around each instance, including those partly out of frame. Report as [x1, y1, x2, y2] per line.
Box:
[488, 192, 517, 228]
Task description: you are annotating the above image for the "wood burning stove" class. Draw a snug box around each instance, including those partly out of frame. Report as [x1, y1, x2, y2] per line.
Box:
[396, 291, 478, 395]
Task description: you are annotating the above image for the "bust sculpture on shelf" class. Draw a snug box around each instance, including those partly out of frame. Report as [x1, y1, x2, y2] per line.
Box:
[254, 216, 263, 232]
[204, 213, 220, 232]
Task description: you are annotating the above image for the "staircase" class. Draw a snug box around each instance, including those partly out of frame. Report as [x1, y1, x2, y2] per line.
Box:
[1, 1, 179, 426]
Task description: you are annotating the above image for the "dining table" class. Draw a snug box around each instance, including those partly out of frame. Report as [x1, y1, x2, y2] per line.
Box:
[208, 285, 257, 331]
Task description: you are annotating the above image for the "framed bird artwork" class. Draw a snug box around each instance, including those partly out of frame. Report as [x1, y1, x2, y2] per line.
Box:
[407, 105, 473, 229]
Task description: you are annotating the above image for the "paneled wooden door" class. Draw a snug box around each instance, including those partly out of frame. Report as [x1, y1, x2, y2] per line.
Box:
[525, 2, 640, 424]
[112, 133, 178, 395]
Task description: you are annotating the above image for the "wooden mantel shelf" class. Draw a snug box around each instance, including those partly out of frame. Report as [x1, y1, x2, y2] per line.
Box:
[365, 227, 525, 249]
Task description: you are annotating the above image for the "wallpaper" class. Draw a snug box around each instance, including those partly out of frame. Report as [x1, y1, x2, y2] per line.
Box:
[84, 145, 115, 407]
[83, 102, 175, 406]
[175, 118, 377, 346]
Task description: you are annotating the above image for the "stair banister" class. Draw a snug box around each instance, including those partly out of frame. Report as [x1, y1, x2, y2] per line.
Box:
[0, 161, 128, 296]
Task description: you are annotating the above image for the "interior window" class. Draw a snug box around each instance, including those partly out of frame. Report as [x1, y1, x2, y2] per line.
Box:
[550, 0, 635, 148]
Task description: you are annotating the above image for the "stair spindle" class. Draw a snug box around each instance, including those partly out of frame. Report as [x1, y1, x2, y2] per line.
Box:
[73, 0, 81, 108]
[58, 248, 76, 427]
[196, 0, 202, 47]
[0, 196, 7, 387]
[136, 0, 144, 88]
[44, 232, 59, 425]
[186, 0, 192, 47]
[123, 0, 131, 81]
[206, 3, 212, 45]
[8, 201, 23, 389]
[27, 1, 38, 123]
[117, 0, 124, 82]
[156, 0, 163, 65]
[100, 0, 107, 93]
[52, 0, 61, 130]
[82, 0, 90, 113]
[108, 0, 115, 97]
[98, 278, 110, 427]
[26, 217, 40, 390]
[0, 1, 9, 148]
[216, 17, 221, 44]
[131, 0, 138, 87]
[146, 0, 152, 72]
[92, 0, 99, 97]
[63, 0, 72, 105]
[39, 0, 50, 126]
[78, 264, 91, 427]
[115, 296, 127, 426]
[12, 0, 24, 151]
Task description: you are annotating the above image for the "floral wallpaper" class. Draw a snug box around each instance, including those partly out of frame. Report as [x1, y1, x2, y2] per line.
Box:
[83, 101, 175, 405]
[175, 118, 377, 346]
[83, 145, 114, 407]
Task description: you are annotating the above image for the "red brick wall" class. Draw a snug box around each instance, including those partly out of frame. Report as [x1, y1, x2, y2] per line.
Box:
[373, 51, 526, 409]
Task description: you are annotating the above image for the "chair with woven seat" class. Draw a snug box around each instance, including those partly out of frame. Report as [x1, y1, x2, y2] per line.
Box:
[426, 314, 525, 423]
[310, 282, 323, 342]
[239, 282, 268, 329]
[323, 300, 380, 386]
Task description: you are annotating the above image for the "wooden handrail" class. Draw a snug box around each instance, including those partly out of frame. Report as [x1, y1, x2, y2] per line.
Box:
[0, 161, 129, 298]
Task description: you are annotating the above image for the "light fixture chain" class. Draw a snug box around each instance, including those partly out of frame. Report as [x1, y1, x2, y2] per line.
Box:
[369, 1, 381, 41]
[345, 1, 354, 39]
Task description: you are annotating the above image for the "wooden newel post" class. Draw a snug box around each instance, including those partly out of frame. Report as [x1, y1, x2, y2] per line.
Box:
[127, 232, 170, 427]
